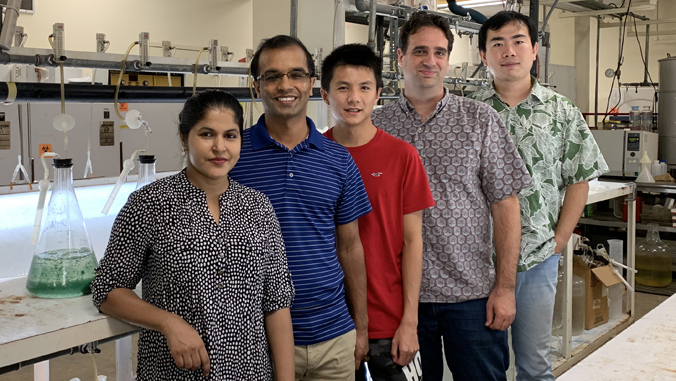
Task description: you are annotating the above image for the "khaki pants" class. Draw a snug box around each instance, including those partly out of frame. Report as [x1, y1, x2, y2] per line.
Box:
[294, 329, 356, 381]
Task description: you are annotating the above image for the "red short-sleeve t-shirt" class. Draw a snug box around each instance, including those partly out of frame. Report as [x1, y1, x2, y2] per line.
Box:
[325, 127, 435, 339]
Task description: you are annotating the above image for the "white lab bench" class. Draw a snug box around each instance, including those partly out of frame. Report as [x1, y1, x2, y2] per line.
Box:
[552, 181, 637, 376]
[557, 291, 676, 380]
[0, 277, 139, 380]
[0, 181, 638, 380]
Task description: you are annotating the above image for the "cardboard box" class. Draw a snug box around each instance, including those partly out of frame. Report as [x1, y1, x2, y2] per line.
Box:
[572, 256, 624, 330]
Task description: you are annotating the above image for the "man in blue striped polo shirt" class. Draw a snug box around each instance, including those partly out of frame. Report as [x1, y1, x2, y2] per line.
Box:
[229, 35, 373, 381]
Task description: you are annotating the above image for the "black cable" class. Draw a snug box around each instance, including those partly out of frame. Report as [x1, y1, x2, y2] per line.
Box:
[602, 0, 633, 124]
[632, 15, 657, 92]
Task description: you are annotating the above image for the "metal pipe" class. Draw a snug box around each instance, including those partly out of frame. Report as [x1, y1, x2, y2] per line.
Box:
[353, 0, 481, 33]
[0, 82, 400, 103]
[376, 15, 385, 58]
[389, 17, 399, 73]
[544, 45, 551, 83]
[0, 0, 21, 51]
[541, 0, 560, 36]
[529, 0, 539, 78]
[367, 0, 378, 51]
[644, 24, 650, 84]
[444, 77, 489, 87]
[290, 0, 299, 38]
[595, 16, 601, 128]
[0, 52, 249, 76]
[26, 103, 31, 178]
[17, 103, 24, 180]
[446, 0, 488, 24]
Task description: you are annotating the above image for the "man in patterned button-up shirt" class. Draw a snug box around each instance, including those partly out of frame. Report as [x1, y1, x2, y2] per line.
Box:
[372, 11, 533, 381]
[468, 11, 608, 381]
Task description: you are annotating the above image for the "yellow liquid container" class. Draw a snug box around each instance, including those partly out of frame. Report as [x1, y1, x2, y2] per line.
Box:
[635, 224, 672, 288]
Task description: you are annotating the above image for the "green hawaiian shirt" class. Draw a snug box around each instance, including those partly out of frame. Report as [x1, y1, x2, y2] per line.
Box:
[468, 77, 609, 271]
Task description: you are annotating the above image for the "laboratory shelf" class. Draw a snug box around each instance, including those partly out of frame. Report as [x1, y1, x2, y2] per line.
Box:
[551, 314, 633, 377]
[558, 293, 676, 380]
[579, 212, 676, 233]
[553, 181, 636, 377]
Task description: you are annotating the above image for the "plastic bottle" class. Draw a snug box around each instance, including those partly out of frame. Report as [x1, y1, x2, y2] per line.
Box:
[629, 106, 641, 130]
[660, 160, 668, 176]
[26, 158, 98, 298]
[136, 154, 157, 190]
[572, 274, 585, 336]
[636, 224, 672, 287]
[607, 239, 624, 319]
[652, 160, 662, 177]
[640, 105, 652, 131]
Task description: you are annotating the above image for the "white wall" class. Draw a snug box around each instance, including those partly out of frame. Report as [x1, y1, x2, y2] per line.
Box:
[589, 1, 676, 124]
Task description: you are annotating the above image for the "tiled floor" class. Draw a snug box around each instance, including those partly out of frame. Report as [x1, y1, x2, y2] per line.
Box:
[0, 292, 670, 381]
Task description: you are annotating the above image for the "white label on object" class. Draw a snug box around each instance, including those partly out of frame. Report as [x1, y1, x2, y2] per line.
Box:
[594, 299, 601, 310]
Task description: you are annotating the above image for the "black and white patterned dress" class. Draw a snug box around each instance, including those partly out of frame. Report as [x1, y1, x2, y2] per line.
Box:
[91, 170, 294, 381]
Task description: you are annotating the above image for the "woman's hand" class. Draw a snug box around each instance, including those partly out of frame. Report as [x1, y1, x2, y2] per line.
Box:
[161, 315, 211, 376]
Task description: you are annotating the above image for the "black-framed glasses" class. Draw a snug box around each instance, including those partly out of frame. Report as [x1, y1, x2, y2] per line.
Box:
[257, 70, 311, 84]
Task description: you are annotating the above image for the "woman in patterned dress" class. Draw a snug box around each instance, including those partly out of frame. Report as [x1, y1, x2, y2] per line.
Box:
[91, 90, 295, 381]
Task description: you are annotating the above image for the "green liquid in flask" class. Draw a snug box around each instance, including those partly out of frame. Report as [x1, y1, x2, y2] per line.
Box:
[25, 249, 98, 298]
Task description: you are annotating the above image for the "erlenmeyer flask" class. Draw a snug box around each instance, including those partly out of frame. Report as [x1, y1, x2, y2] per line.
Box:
[136, 154, 157, 190]
[26, 158, 98, 298]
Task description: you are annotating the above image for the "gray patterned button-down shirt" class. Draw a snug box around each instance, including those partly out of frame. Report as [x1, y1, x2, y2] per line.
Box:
[372, 89, 533, 303]
[468, 78, 609, 271]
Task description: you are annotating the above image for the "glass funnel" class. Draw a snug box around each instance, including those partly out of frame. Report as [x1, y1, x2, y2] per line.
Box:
[26, 158, 98, 298]
[136, 154, 157, 190]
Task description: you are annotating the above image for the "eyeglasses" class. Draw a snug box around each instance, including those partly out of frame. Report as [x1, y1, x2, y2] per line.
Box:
[256, 70, 311, 84]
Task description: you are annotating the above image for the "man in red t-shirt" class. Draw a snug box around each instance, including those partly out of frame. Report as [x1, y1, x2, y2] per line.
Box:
[321, 43, 435, 381]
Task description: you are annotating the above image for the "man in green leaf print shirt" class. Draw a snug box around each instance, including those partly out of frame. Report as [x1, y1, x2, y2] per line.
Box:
[468, 11, 609, 381]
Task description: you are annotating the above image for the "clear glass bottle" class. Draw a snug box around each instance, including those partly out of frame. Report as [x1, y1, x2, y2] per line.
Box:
[636, 224, 672, 287]
[136, 154, 157, 190]
[552, 257, 586, 336]
[572, 274, 585, 336]
[629, 106, 641, 130]
[640, 105, 652, 131]
[26, 158, 98, 298]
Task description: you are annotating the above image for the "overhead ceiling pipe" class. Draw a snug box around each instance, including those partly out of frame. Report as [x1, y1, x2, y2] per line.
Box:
[354, 0, 482, 33]
[290, 0, 299, 38]
[445, 1, 487, 24]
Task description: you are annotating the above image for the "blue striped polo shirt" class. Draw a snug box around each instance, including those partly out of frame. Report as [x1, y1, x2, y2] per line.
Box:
[229, 114, 372, 345]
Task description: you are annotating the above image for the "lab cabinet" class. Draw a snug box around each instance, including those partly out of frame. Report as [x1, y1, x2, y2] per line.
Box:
[551, 182, 636, 376]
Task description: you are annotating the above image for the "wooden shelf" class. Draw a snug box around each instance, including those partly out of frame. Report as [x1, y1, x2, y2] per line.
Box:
[552, 315, 633, 377]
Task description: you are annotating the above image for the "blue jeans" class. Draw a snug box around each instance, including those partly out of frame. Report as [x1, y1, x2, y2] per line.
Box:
[512, 253, 560, 381]
[418, 299, 509, 381]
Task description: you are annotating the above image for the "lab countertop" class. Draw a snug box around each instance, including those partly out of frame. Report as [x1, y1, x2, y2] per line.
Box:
[557, 292, 676, 380]
[0, 277, 139, 368]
